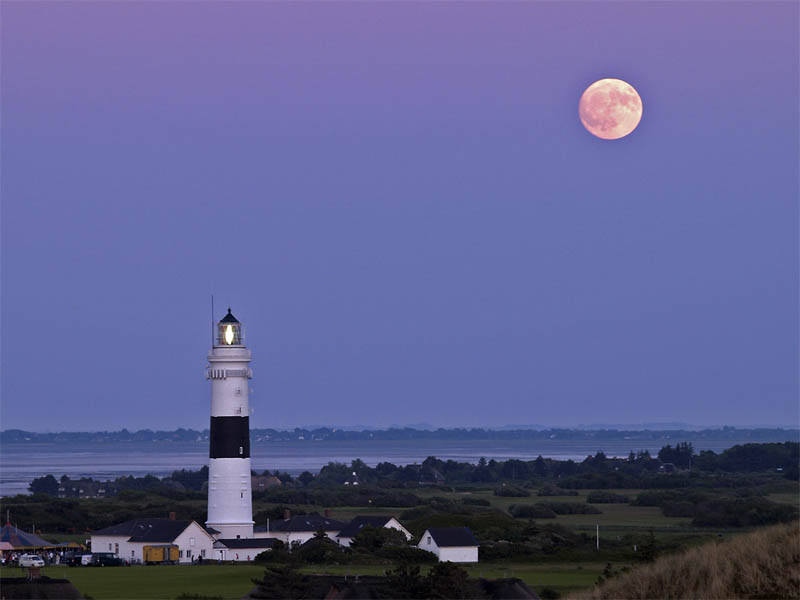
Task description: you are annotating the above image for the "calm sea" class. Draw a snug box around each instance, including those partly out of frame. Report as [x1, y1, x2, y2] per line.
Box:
[0, 436, 784, 497]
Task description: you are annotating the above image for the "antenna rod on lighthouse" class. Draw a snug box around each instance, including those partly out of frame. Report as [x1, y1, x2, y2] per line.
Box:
[211, 295, 215, 346]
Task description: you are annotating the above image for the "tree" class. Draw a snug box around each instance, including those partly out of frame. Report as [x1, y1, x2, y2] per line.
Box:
[658, 442, 694, 469]
[382, 564, 430, 599]
[427, 562, 486, 599]
[298, 471, 314, 486]
[639, 529, 657, 562]
[29, 475, 58, 496]
[349, 526, 408, 553]
[250, 564, 310, 599]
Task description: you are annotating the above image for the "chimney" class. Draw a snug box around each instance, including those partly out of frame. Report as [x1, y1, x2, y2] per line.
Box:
[324, 508, 331, 518]
[169, 512, 176, 521]
[283, 509, 291, 521]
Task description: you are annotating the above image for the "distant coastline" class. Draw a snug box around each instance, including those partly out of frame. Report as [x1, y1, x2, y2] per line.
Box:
[2, 426, 798, 444]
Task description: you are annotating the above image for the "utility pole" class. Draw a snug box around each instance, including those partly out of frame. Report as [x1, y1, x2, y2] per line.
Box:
[596, 524, 599, 550]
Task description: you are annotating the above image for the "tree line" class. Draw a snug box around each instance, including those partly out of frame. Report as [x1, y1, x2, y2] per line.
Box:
[28, 442, 799, 498]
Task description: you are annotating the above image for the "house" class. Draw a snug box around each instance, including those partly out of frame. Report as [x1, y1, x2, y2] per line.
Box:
[417, 527, 479, 563]
[213, 537, 280, 562]
[251, 475, 282, 491]
[252, 511, 345, 547]
[336, 516, 412, 548]
[90, 517, 214, 564]
[419, 468, 446, 486]
[343, 471, 360, 486]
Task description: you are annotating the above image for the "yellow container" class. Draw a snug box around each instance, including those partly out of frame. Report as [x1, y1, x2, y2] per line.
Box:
[143, 544, 179, 564]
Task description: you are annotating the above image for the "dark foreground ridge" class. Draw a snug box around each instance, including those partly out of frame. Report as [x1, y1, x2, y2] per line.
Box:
[0, 576, 84, 600]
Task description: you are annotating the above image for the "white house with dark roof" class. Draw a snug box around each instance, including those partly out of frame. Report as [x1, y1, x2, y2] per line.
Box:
[213, 537, 280, 561]
[90, 518, 214, 564]
[252, 511, 345, 547]
[417, 527, 479, 563]
[336, 516, 412, 547]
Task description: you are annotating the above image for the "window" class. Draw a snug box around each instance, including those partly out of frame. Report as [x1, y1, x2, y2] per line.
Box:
[201, 550, 206, 558]
[187, 550, 192, 558]
[190, 538, 196, 546]
[108, 543, 112, 551]
[427, 536, 431, 545]
[131, 550, 135, 557]
[179, 550, 183, 558]
[236, 534, 240, 539]
[114, 543, 119, 554]
[239, 446, 243, 455]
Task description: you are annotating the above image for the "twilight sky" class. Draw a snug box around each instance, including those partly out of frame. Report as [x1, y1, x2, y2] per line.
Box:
[2, 2, 797, 431]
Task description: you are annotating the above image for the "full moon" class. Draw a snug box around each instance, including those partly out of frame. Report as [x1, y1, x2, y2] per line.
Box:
[579, 78, 642, 140]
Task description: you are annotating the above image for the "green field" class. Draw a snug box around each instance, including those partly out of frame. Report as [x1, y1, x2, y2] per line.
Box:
[299, 561, 606, 595]
[6, 564, 264, 600]
[0, 561, 608, 599]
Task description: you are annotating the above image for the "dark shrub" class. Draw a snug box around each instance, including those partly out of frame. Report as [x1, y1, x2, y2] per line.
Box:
[509, 504, 557, 519]
[586, 491, 629, 504]
[538, 502, 601, 515]
[537, 485, 578, 497]
[661, 501, 696, 517]
[378, 545, 438, 563]
[692, 497, 798, 527]
[494, 486, 530, 497]
[462, 497, 491, 506]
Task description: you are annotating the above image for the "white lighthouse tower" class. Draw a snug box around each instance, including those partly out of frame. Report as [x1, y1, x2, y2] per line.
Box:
[205, 308, 254, 539]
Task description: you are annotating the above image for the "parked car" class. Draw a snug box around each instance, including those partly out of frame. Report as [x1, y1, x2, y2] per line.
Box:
[65, 552, 92, 567]
[18, 554, 45, 568]
[91, 552, 123, 566]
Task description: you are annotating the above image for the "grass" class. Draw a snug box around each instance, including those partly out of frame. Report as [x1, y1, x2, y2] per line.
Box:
[552, 503, 691, 529]
[2, 560, 608, 599]
[417, 487, 693, 530]
[768, 492, 800, 507]
[297, 561, 607, 596]
[6, 564, 264, 600]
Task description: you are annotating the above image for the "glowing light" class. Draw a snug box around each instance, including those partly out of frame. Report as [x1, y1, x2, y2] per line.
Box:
[225, 325, 234, 345]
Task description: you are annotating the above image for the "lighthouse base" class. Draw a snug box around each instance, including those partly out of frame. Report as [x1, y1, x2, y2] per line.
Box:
[206, 521, 254, 540]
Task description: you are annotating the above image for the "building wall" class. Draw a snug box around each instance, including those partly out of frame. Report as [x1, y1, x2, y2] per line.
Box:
[385, 518, 413, 540]
[90, 535, 131, 559]
[437, 546, 478, 563]
[173, 522, 215, 563]
[416, 531, 478, 563]
[213, 546, 268, 561]
[252, 529, 340, 546]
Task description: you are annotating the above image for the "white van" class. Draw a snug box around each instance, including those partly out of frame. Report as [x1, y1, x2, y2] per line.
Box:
[18, 554, 45, 567]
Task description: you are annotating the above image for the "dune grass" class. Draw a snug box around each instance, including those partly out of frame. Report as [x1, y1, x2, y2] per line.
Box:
[571, 521, 800, 599]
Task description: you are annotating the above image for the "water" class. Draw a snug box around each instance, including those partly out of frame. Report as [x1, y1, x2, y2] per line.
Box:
[0, 436, 780, 496]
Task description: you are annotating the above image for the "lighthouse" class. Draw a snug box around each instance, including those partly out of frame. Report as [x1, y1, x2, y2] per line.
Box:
[205, 308, 254, 539]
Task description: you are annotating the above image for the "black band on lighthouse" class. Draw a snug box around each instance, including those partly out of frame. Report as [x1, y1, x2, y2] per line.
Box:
[209, 416, 251, 458]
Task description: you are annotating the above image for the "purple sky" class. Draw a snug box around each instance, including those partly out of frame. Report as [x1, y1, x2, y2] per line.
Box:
[2, 2, 797, 431]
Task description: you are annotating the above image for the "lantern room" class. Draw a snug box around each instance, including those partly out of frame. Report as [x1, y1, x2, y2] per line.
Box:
[217, 308, 243, 346]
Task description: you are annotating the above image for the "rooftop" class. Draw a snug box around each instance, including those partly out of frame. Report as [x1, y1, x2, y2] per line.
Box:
[254, 515, 345, 533]
[337, 516, 393, 539]
[92, 518, 192, 543]
[426, 527, 479, 547]
[214, 538, 280, 549]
